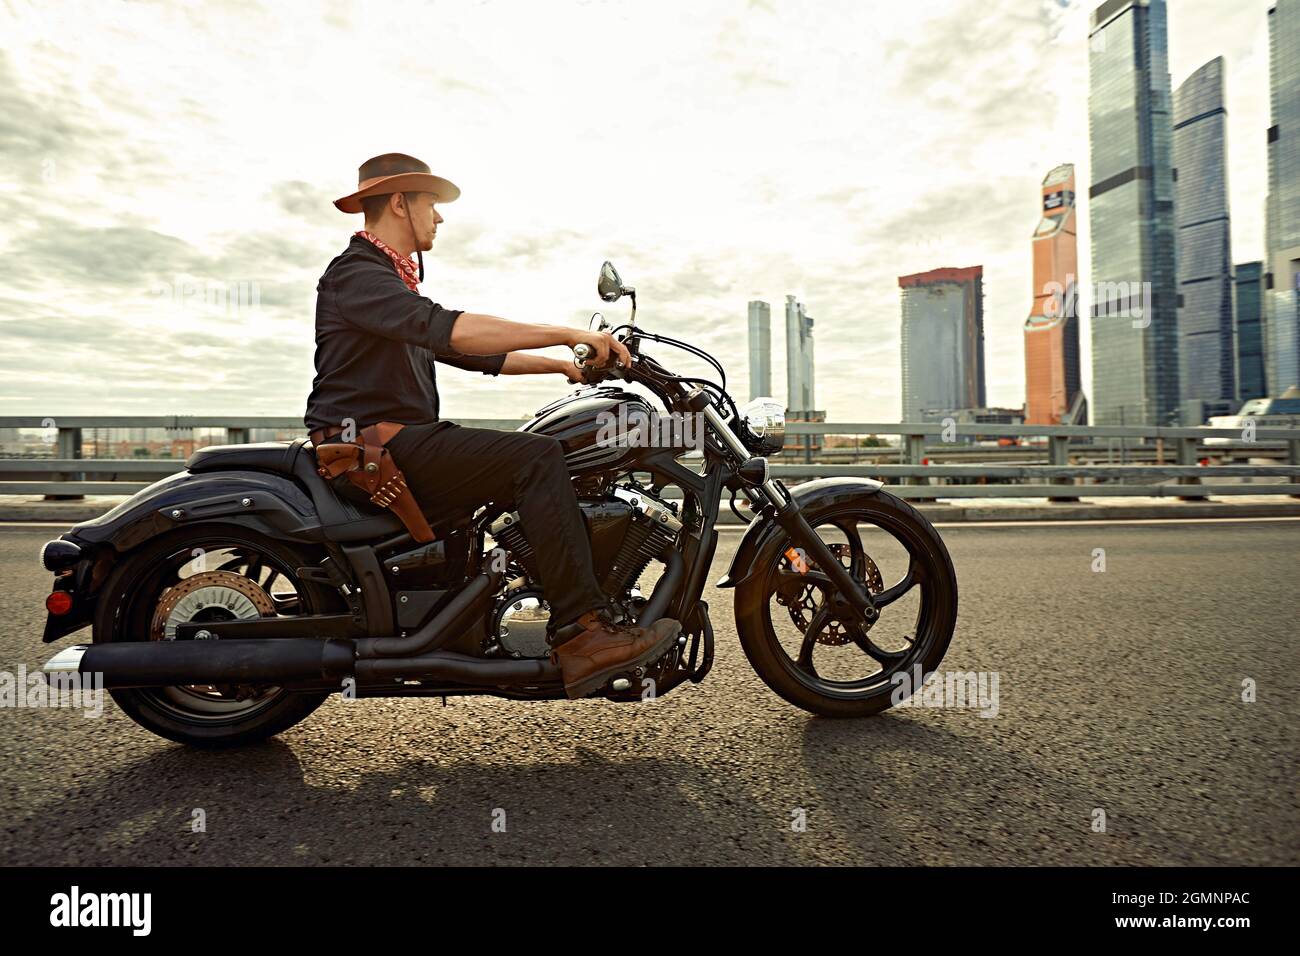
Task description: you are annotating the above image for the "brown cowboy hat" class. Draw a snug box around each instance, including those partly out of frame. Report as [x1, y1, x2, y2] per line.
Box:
[333, 152, 461, 214]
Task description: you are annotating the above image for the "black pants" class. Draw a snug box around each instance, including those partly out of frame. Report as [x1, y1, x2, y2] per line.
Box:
[382, 421, 608, 632]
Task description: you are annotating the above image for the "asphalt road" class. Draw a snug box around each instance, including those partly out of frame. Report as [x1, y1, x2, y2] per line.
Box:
[0, 519, 1296, 866]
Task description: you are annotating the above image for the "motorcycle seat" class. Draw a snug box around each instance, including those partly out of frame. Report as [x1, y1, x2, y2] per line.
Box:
[184, 439, 462, 543]
[187, 441, 303, 475]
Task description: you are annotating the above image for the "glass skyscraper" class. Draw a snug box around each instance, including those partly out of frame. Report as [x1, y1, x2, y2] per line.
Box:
[1235, 261, 1267, 401]
[1024, 163, 1085, 425]
[899, 267, 986, 422]
[1265, 1, 1300, 395]
[1087, 0, 1181, 425]
[1173, 56, 1237, 421]
[747, 300, 771, 401]
[784, 295, 816, 414]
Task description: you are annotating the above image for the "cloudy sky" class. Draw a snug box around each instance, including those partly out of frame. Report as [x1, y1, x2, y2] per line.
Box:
[0, 0, 1278, 425]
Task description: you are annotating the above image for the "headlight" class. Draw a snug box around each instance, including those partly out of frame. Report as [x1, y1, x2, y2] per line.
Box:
[740, 397, 785, 455]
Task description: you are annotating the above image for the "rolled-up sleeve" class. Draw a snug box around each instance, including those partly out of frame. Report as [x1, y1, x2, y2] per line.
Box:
[331, 258, 463, 353]
[434, 349, 508, 376]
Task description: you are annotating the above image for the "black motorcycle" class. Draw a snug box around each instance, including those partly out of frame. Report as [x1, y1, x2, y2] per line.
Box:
[36, 262, 957, 746]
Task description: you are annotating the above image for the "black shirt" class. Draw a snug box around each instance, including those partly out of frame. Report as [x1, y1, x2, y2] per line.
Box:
[303, 235, 507, 433]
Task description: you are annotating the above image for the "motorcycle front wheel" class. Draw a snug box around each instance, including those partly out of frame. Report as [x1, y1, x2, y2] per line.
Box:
[734, 490, 957, 718]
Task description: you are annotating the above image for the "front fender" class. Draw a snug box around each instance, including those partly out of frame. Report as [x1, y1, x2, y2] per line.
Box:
[716, 476, 884, 589]
[63, 469, 323, 554]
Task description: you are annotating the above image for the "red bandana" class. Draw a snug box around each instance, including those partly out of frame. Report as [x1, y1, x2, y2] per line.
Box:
[356, 230, 419, 292]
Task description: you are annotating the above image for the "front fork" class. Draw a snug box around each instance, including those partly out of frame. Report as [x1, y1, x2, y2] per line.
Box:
[697, 398, 878, 629]
[768, 495, 879, 629]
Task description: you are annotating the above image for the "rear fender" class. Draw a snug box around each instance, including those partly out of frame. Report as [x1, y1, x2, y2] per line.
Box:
[64, 469, 323, 554]
[38, 470, 327, 643]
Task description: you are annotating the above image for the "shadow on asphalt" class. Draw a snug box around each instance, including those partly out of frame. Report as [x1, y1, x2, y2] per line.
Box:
[15, 706, 1218, 866]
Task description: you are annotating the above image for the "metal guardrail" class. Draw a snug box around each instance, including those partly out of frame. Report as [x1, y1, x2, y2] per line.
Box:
[2, 416, 1298, 500]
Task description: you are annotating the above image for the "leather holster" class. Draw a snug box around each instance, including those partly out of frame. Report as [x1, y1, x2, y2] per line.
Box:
[311, 422, 435, 543]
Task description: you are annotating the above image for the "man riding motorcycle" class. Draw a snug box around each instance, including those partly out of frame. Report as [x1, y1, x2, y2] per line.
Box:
[304, 152, 681, 699]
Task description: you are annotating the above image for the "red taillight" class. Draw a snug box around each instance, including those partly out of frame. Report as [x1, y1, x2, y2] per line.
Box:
[45, 591, 73, 615]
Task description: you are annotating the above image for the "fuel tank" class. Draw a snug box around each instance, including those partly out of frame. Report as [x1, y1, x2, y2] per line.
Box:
[520, 386, 671, 474]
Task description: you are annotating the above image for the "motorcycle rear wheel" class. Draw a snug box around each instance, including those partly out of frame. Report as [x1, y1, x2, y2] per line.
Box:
[93, 525, 342, 747]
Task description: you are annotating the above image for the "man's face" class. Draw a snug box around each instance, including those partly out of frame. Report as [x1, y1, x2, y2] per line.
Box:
[404, 191, 442, 252]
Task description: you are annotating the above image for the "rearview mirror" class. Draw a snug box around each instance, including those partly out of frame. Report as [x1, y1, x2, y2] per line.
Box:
[598, 261, 633, 303]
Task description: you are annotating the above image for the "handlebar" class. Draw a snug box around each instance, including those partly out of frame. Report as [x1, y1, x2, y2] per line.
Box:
[569, 330, 727, 423]
[572, 340, 624, 387]
[572, 337, 631, 381]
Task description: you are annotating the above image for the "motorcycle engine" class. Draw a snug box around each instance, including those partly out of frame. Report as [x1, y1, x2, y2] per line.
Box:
[487, 483, 682, 659]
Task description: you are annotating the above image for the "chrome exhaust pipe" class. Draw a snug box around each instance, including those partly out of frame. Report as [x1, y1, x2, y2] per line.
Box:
[43, 645, 89, 677]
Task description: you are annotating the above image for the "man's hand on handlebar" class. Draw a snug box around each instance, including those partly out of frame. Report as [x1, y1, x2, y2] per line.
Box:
[569, 329, 631, 370]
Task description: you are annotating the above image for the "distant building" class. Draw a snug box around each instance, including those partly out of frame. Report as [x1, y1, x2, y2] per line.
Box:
[899, 266, 986, 423]
[1023, 163, 1085, 425]
[89, 428, 198, 459]
[747, 300, 772, 401]
[1265, 0, 1300, 395]
[1235, 262, 1267, 400]
[1174, 56, 1237, 419]
[1088, 0, 1180, 425]
[919, 407, 1026, 448]
[784, 295, 816, 414]
[781, 410, 826, 460]
[0, 427, 23, 457]
[782, 296, 822, 457]
[951, 406, 1025, 427]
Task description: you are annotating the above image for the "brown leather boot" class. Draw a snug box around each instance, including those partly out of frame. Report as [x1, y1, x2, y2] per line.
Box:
[550, 612, 681, 699]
